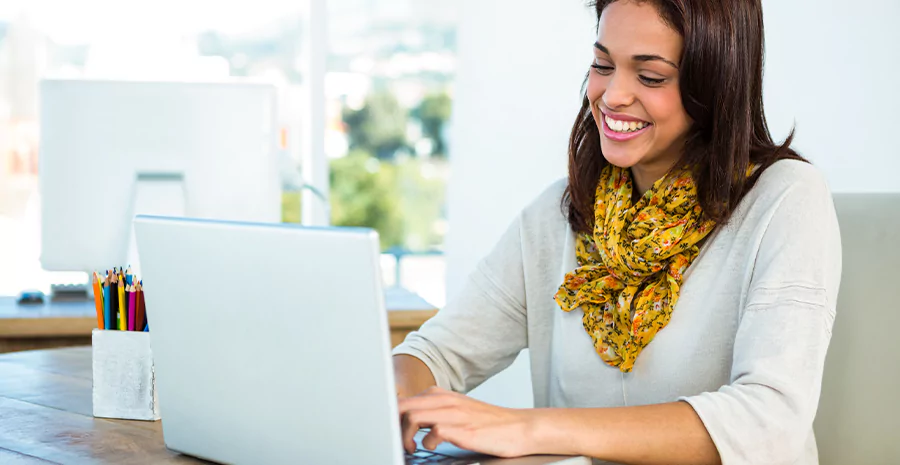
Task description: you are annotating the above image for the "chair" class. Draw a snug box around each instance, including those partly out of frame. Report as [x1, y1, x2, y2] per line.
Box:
[815, 193, 900, 464]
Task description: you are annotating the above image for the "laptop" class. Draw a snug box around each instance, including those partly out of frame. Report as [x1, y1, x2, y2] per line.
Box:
[134, 215, 588, 465]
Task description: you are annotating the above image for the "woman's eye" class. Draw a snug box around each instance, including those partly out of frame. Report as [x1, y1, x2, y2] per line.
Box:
[591, 64, 614, 75]
[639, 75, 666, 85]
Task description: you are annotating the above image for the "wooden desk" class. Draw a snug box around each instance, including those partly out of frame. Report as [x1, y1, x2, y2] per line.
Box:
[0, 348, 592, 465]
[0, 287, 437, 353]
[0, 347, 209, 463]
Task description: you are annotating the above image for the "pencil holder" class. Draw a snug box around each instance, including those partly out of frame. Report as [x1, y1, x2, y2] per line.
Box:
[91, 329, 160, 421]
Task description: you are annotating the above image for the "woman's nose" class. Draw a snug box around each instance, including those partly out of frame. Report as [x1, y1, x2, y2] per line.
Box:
[602, 73, 635, 110]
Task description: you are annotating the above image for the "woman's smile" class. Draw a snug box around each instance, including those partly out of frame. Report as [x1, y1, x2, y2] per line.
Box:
[599, 108, 653, 142]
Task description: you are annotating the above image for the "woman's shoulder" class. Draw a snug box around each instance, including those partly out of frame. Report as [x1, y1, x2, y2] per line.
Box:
[736, 158, 838, 240]
[735, 159, 834, 224]
[519, 177, 570, 226]
[752, 158, 831, 200]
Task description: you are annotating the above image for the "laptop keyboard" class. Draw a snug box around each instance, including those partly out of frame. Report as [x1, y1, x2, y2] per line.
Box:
[405, 449, 480, 464]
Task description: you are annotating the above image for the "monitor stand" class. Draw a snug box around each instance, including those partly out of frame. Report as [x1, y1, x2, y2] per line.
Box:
[45, 174, 185, 303]
[124, 172, 186, 278]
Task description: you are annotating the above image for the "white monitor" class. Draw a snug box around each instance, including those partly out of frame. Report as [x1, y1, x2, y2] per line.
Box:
[39, 78, 281, 274]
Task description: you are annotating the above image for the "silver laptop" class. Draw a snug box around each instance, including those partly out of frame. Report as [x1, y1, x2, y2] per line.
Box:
[134, 215, 587, 465]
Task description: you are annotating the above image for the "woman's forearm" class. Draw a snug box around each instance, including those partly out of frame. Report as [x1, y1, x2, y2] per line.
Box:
[393, 354, 437, 398]
[530, 402, 721, 465]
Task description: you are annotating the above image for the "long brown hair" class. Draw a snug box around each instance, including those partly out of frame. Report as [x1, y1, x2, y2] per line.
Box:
[563, 0, 805, 233]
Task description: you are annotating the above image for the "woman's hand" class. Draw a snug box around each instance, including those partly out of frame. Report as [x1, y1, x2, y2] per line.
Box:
[397, 386, 538, 458]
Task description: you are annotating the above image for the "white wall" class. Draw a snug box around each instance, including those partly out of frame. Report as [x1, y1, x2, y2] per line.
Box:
[445, 0, 594, 407]
[761, 0, 900, 192]
[445, 0, 900, 408]
[446, 1, 595, 296]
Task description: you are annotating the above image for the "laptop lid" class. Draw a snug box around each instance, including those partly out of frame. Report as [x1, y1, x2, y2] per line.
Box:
[134, 215, 404, 465]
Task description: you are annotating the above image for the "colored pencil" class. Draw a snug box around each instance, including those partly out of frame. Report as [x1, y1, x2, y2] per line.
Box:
[128, 285, 137, 331]
[138, 282, 147, 332]
[92, 272, 104, 330]
[117, 275, 126, 331]
[135, 281, 144, 333]
[124, 284, 131, 331]
[103, 273, 112, 330]
[109, 272, 119, 330]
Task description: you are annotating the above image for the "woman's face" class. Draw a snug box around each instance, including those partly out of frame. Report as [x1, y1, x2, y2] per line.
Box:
[587, 0, 692, 174]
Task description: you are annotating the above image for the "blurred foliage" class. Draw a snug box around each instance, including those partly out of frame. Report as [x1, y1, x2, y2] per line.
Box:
[393, 157, 447, 250]
[327, 150, 447, 251]
[342, 92, 409, 160]
[412, 92, 452, 157]
[281, 191, 303, 224]
[284, 89, 452, 252]
[329, 150, 405, 248]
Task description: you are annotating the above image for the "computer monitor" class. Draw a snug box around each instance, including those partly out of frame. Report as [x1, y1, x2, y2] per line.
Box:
[39, 78, 281, 275]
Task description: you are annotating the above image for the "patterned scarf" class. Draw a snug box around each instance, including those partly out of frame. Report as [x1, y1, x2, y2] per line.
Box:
[554, 164, 715, 373]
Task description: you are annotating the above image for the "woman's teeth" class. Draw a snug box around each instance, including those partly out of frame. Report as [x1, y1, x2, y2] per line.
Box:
[604, 115, 650, 133]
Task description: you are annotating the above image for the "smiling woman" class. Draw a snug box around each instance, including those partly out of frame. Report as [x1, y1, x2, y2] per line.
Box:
[567, 0, 804, 227]
[392, 1, 840, 464]
[583, 2, 692, 194]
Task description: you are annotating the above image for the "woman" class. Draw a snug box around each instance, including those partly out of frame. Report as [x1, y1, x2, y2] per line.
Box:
[393, 0, 841, 464]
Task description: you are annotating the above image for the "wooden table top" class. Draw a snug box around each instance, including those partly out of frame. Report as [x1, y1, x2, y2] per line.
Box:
[0, 288, 439, 463]
[0, 347, 202, 464]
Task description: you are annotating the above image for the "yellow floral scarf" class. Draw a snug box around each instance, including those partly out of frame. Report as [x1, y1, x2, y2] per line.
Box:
[554, 165, 715, 373]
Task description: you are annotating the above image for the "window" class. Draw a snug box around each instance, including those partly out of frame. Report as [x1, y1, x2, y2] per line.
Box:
[0, 1, 455, 306]
[325, 1, 456, 306]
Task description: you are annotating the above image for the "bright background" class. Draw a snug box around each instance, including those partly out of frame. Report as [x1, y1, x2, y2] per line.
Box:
[1, 0, 898, 407]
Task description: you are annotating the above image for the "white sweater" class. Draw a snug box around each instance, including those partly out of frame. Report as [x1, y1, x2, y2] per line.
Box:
[394, 160, 843, 464]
